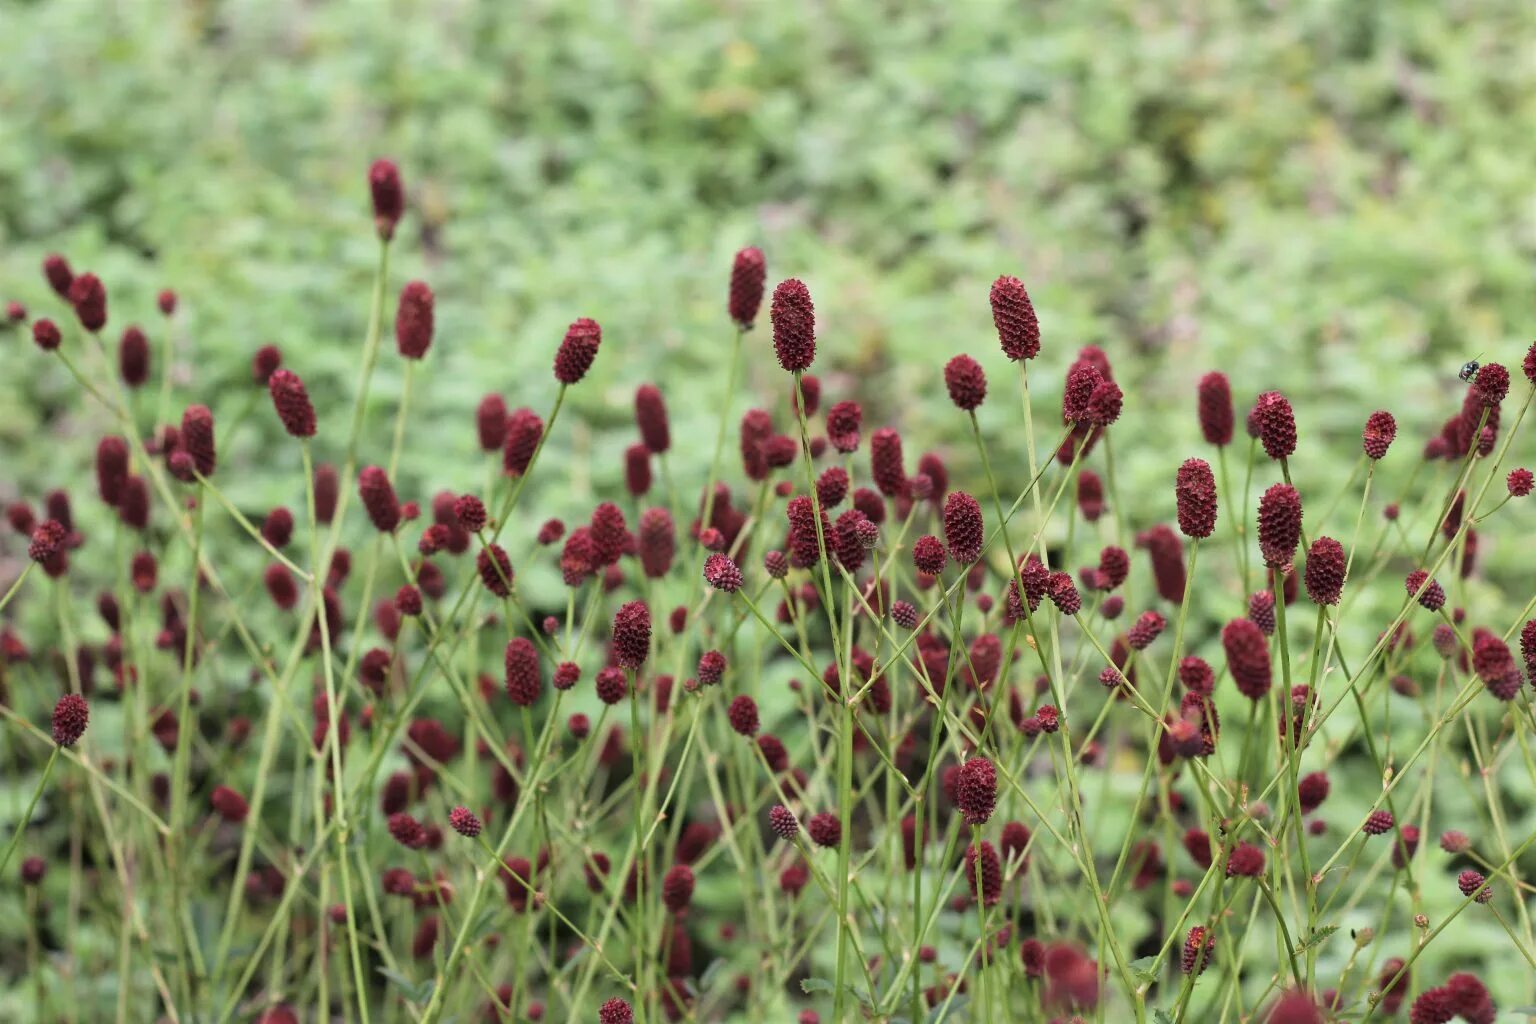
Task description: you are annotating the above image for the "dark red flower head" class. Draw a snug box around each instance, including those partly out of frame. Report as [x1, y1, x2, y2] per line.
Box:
[806, 812, 841, 848]
[68, 272, 108, 332]
[1362, 410, 1397, 460]
[1077, 469, 1104, 522]
[870, 428, 906, 498]
[729, 247, 767, 328]
[43, 253, 74, 297]
[449, 806, 482, 838]
[119, 326, 150, 387]
[1225, 841, 1265, 877]
[268, 369, 317, 438]
[944, 354, 987, 411]
[32, 319, 61, 351]
[1181, 927, 1214, 976]
[703, 553, 743, 592]
[942, 491, 984, 564]
[1222, 618, 1272, 700]
[387, 812, 427, 849]
[180, 404, 217, 477]
[634, 384, 671, 454]
[28, 520, 67, 564]
[1303, 536, 1346, 605]
[611, 601, 651, 670]
[1175, 458, 1218, 539]
[769, 278, 816, 372]
[964, 840, 1003, 905]
[599, 997, 634, 1024]
[768, 805, 798, 840]
[1136, 525, 1186, 603]
[1083, 378, 1123, 427]
[1257, 483, 1302, 567]
[1253, 391, 1297, 460]
[553, 317, 601, 384]
[1472, 361, 1509, 407]
[210, 785, 250, 823]
[727, 694, 759, 735]
[504, 637, 542, 707]
[1062, 361, 1102, 423]
[394, 280, 435, 359]
[1508, 468, 1534, 497]
[638, 509, 675, 580]
[503, 407, 544, 476]
[990, 275, 1040, 361]
[95, 436, 130, 507]
[826, 400, 862, 453]
[955, 757, 997, 826]
[52, 693, 89, 746]
[1197, 372, 1234, 446]
[252, 344, 283, 385]
[368, 158, 404, 239]
[475, 394, 508, 452]
[477, 544, 514, 597]
[358, 466, 401, 532]
[912, 534, 946, 576]
[1405, 569, 1445, 611]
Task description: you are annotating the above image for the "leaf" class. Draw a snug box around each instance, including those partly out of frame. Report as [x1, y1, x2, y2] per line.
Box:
[800, 978, 836, 996]
[376, 967, 432, 1004]
[1128, 954, 1160, 983]
[1296, 924, 1340, 952]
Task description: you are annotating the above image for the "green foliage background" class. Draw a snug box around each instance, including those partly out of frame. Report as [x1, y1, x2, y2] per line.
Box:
[2, 0, 1536, 1016]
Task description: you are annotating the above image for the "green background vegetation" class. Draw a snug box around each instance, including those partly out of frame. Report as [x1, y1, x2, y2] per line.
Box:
[2, 0, 1536, 1016]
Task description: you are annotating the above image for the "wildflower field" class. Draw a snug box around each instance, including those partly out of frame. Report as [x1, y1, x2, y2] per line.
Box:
[3, 2, 1536, 1023]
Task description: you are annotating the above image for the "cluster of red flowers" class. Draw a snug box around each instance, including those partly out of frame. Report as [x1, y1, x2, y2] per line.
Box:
[1, 156, 1529, 1024]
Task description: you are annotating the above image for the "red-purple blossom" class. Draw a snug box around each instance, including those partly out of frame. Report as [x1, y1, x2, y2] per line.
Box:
[1174, 458, 1218, 539]
[553, 318, 601, 385]
[729, 248, 766, 328]
[769, 278, 815, 372]
[394, 280, 434, 359]
[990, 275, 1040, 360]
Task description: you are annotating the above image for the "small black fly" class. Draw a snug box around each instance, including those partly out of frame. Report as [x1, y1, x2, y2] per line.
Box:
[1459, 359, 1481, 383]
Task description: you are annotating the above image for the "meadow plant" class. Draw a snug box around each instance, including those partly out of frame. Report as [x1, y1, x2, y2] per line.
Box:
[3, 159, 1536, 1024]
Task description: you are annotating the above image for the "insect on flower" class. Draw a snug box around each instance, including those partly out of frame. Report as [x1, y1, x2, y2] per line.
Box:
[1458, 354, 1484, 383]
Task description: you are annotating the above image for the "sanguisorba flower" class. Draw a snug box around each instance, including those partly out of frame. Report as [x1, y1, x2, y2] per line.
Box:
[394, 280, 435, 359]
[449, 806, 482, 838]
[703, 552, 743, 592]
[769, 278, 815, 373]
[1196, 371, 1233, 446]
[1253, 391, 1297, 460]
[990, 275, 1040, 361]
[611, 601, 651, 670]
[52, 693, 89, 746]
[944, 354, 987, 411]
[368, 158, 404, 239]
[358, 466, 402, 533]
[504, 637, 542, 707]
[1257, 483, 1302, 566]
[599, 997, 634, 1024]
[1472, 361, 1509, 407]
[1303, 536, 1346, 605]
[826, 400, 862, 453]
[1222, 618, 1272, 700]
[180, 404, 217, 477]
[1174, 458, 1218, 539]
[32, 319, 61, 351]
[1362, 410, 1397, 460]
[28, 520, 67, 564]
[96, 436, 129, 507]
[954, 757, 997, 826]
[68, 272, 108, 332]
[553, 317, 601, 385]
[42, 253, 74, 297]
[942, 491, 984, 565]
[268, 369, 318, 438]
[729, 247, 767, 329]
[634, 383, 670, 454]
[119, 326, 150, 388]
[870, 427, 906, 497]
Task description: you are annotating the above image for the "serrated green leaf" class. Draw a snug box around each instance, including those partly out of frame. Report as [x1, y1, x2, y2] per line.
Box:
[1296, 924, 1340, 952]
